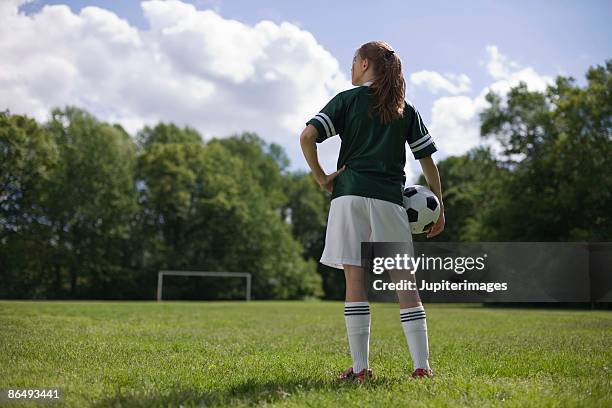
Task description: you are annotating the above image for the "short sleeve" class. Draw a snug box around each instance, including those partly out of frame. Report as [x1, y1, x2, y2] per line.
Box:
[305, 93, 345, 143]
[407, 105, 437, 159]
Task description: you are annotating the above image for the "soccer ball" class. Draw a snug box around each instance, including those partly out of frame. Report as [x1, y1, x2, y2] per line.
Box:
[403, 185, 441, 234]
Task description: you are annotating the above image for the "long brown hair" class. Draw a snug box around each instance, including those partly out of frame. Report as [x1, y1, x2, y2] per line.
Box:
[357, 41, 405, 125]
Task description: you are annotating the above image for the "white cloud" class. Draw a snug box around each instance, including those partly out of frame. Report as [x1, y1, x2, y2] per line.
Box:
[481, 45, 521, 80]
[142, 1, 264, 84]
[409, 70, 471, 95]
[0, 0, 351, 171]
[404, 45, 554, 183]
[0, 2, 557, 182]
[426, 45, 555, 159]
[428, 95, 482, 155]
[481, 45, 554, 94]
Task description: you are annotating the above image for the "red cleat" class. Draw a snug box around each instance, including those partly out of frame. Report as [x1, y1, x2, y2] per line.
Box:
[337, 367, 373, 384]
[411, 368, 434, 378]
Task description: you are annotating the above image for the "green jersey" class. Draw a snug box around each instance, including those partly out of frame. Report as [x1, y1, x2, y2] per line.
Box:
[306, 82, 438, 206]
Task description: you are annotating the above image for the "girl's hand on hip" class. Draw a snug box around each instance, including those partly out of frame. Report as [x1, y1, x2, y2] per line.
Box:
[319, 165, 346, 193]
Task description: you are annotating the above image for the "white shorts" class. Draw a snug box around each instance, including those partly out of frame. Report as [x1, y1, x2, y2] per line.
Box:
[320, 195, 413, 269]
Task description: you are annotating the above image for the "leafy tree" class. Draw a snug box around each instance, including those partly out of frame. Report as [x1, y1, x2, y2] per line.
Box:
[42, 107, 139, 297]
[1, 107, 140, 298]
[0, 111, 58, 297]
[280, 171, 344, 298]
[208, 132, 289, 210]
[136, 122, 202, 149]
[414, 146, 509, 242]
[478, 60, 611, 240]
[136, 135, 322, 299]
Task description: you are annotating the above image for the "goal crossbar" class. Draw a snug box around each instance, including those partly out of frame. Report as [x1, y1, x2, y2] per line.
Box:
[157, 270, 252, 301]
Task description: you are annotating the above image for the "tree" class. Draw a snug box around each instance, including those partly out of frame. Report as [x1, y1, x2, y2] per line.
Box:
[42, 107, 139, 297]
[208, 132, 289, 211]
[414, 146, 509, 242]
[136, 135, 322, 299]
[0, 111, 58, 298]
[136, 122, 202, 149]
[477, 60, 611, 241]
[280, 171, 344, 298]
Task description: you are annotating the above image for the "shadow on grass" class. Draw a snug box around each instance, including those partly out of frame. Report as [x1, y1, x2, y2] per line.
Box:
[94, 375, 402, 407]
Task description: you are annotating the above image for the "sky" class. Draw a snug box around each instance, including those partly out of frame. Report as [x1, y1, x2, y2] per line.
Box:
[2, 0, 611, 182]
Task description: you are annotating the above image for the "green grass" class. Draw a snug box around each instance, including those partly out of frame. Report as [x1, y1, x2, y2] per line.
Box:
[0, 301, 610, 407]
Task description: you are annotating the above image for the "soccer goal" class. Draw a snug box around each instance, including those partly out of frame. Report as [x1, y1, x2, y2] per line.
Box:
[157, 271, 252, 301]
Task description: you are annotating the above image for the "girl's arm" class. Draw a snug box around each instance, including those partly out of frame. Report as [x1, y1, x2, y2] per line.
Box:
[418, 156, 445, 237]
[418, 156, 444, 208]
[300, 124, 345, 193]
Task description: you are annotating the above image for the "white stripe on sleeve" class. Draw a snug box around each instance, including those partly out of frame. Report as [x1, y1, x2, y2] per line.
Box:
[316, 112, 336, 136]
[313, 116, 331, 138]
[411, 138, 434, 152]
[409, 133, 431, 148]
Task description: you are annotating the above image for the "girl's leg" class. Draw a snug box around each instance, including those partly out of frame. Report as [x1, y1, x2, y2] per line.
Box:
[388, 268, 421, 308]
[388, 268, 432, 372]
[344, 264, 367, 301]
[343, 264, 370, 373]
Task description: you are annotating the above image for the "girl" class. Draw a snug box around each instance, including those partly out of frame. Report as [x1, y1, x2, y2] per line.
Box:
[300, 41, 445, 383]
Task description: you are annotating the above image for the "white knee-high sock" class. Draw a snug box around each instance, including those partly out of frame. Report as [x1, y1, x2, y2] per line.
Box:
[344, 301, 370, 373]
[400, 305, 431, 370]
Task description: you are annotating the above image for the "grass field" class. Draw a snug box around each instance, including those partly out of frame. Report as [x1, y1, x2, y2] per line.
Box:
[0, 301, 610, 407]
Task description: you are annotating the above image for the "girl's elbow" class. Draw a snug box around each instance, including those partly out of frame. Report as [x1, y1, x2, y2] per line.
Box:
[300, 125, 318, 145]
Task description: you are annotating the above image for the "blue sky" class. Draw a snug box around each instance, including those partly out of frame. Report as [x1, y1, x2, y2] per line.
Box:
[7, 0, 612, 178]
[21, 0, 611, 88]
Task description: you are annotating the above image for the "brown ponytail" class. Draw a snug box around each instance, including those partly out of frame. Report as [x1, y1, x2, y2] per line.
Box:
[357, 41, 405, 125]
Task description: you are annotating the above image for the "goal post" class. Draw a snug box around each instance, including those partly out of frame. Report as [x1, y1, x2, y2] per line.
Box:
[157, 271, 252, 301]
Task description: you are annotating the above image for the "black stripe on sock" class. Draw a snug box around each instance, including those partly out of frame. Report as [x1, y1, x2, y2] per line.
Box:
[400, 310, 425, 316]
[401, 316, 426, 322]
[400, 313, 425, 319]
[344, 312, 371, 316]
[401, 311, 425, 317]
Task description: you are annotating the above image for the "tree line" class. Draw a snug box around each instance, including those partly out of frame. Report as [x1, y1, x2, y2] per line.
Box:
[1, 60, 610, 300]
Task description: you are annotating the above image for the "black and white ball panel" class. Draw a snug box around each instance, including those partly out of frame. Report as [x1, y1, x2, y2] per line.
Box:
[402, 185, 441, 234]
